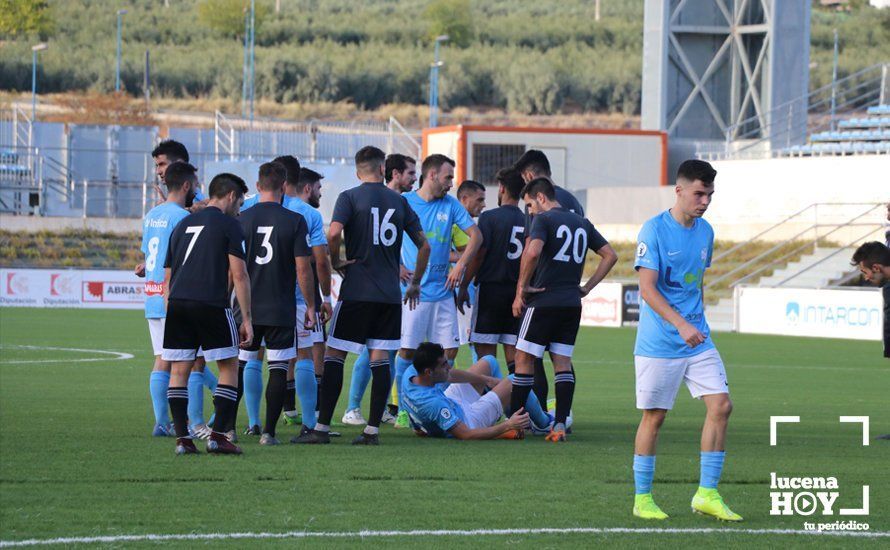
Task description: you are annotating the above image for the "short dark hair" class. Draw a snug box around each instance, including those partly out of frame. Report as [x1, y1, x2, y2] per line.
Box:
[421, 154, 455, 177]
[851, 241, 890, 267]
[355, 146, 386, 174]
[677, 159, 717, 185]
[413, 342, 445, 374]
[385, 153, 416, 183]
[163, 161, 198, 192]
[496, 167, 524, 200]
[273, 155, 301, 186]
[257, 162, 287, 191]
[457, 180, 485, 199]
[513, 149, 550, 177]
[521, 177, 556, 200]
[297, 167, 324, 190]
[151, 139, 189, 163]
[208, 173, 248, 199]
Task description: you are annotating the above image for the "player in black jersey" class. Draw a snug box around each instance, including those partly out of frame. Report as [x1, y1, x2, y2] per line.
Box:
[509, 178, 617, 442]
[306, 146, 430, 445]
[162, 173, 252, 455]
[238, 162, 316, 445]
[459, 168, 526, 374]
[513, 149, 585, 411]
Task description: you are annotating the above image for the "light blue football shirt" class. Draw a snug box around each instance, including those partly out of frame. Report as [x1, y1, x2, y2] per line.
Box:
[283, 195, 325, 305]
[401, 191, 474, 302]
[141, 201, 189, 318]
[400, 365, 463, 438]
[240, 193, 259, 212]
[633, 210, 715, 358]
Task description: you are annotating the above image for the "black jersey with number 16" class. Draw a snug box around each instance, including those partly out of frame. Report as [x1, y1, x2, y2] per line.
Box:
[527, 207, 608, 308]
[476, 204, 526, 284]
[239, 201, 311, 327]
[165, 206, 246, 308]
[331, 182, 422, 304]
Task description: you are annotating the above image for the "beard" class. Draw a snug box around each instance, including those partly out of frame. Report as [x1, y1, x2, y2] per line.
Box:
[185, 190, 196, 208]
[309, 196, 321, 208]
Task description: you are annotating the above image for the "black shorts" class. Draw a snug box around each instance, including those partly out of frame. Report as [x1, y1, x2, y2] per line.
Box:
[239, 324, 296, 362]
[327, 300, 401, 354]
[162, 300, 239, 362]
[516, 305, 582, 359]
[470, 283, 519, 345]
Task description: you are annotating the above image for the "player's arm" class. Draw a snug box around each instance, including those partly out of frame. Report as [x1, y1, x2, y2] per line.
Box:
[638, 267, 705, 348]
[447, 367, 499, 389]
[580, 243, 618, 296]
[457, 244, 486, 314]
[448, 409, 530, 440]
[512, 238, 544, 317]
[163, 267, 171, 310]
[313, 244, 333, 321]
[229, 254, 253, 347]
[296, 255, 316, 329]
[327, 221, 354, 274]
[404, 229, 430, 309]
[447, 224, 481, 289]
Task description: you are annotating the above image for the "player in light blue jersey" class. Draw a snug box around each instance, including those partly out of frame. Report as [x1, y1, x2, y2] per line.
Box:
[137, 161, 194, 437]
[394, 154, 481, 429]
[631, 160, 740, 522]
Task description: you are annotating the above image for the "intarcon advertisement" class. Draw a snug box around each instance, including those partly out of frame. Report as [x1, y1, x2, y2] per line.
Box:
[737, 286, 883, 341]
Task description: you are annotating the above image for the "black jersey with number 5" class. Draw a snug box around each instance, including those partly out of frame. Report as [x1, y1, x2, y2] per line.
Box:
[476, 204, 526, 285]
[331, 182, 422, 304]
[527, 207, 607, 307]
[165, 206, 246, 308]
[239, 201, 311, 326]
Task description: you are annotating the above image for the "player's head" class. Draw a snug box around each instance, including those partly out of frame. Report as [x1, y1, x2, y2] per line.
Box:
[298, 167, 324, 208]
[273, 155, 301, 191]
[421, 154, 455, 199]
[151, 140, 189, 184]
[208, 172, 249, 216]
[355, 146, 386, 181]
[495, 167, 524, 206]
[257, 161, 287, 198]
[413, 342, 450, 383]
[513, 149, 551, 183]
[163, 161, 198, 207]
[385, 153, 417, 193]
[851, 241, 890, 286]
[521, 177, 557, 215]
[456, 180, 486, 217]
[675, 159, 716, 219]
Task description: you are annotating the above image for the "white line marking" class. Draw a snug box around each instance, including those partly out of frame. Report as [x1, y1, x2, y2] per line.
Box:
[770, 416, 800, 446]
[0, 345, 134, 365]
[1, 527, 887, 547]
[839, 416, 870, 446]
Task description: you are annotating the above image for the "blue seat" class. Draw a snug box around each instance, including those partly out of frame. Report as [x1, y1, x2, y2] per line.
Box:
[867, 105, 890, 115]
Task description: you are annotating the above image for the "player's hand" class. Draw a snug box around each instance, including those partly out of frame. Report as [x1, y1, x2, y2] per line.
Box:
[512, 294, 524, 318]
[188, 199, 209, 214]
[134, 263, 146, 278]
[456, 286, 470, 314]
[331, 258, 356, 276]
[304, 306, 316, 330]
[522, 285, 546, 299]
[320, 301, 333, 324]
[404, 282, 421, 310]
[239, 321, 254, 348]
[578, 283, 595, 297]
[446, 263, 465, 290]
[506, 407, 530, 431]
[678, 322, 706, 348]
[399, 265, 414, 284]
[154, 183, 167, 204]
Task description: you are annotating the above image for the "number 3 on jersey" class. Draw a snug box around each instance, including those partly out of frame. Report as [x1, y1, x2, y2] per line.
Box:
[254, 226, 274, 265]
[554, 225, 587, 263]
[371, 207, 396, 246]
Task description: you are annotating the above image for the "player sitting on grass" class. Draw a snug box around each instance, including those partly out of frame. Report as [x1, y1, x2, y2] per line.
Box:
[631, 159, 741, 521]
[400, 342, 558, 440]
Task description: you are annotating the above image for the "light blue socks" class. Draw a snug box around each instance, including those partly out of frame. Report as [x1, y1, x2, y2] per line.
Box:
[187, 371, 205, 425]
[295, 359, 317, 429]
[394, 354, 413, 409]
[633, 455, 656, 495]
[243, 358, 263, 428]
[149, 370, 170, 425]
[699, 451, 726, 489]
[347, 348, 372, 411]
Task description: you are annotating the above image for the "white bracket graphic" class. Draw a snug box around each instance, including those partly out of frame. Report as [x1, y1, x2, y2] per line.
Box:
[839, 416, 870, 446]
[840, 485, 870, 516]
[770, 416, 800, 446]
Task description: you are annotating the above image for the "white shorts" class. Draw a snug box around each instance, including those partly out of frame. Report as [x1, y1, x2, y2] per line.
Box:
[444, 383, 504, 429]
[147, 318, 165, 356]
[457, 302, 472, 346]
[634, 348, 729, 410]
[295, 303, 319, 350]
[401, 298, 461, 350]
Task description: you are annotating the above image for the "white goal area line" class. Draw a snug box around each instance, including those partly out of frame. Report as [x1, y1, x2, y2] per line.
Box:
[1, 527, 887, 547]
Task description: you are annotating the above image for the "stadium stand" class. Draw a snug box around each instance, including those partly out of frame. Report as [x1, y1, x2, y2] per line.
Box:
[786, 103, 890, 156]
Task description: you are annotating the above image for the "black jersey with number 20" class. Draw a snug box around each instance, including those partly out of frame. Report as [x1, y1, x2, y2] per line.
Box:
[239, 201, 311, 327]
[165, 206, 246, 308]
[527, 207, 607, 308]
[331, 182, 422, 304]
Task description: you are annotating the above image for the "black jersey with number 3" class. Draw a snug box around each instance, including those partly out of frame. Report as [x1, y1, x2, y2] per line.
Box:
[165, 206, 246, 307]
[527, 207, 607, 308]
[331, 182, 422, 304]
[239, 201, 311, 326]
[476, 204, 526, 284]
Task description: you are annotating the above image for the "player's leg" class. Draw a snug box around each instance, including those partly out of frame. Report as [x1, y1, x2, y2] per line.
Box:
[394, 300, 432, 427]
[147, 318, 172, 436]
[354, 302, 401, 444]
[343, 347, 371, 425]
[436, 297, 461, 367]
[259, 327, 297, 445]
[283, 360, 298, 424]
[469, 283, 500, 371]
[187, 355, 208, 434]
[311, 310, 326, 418]
[293, 303, 318, 431]
[201, 306, 244, 454]
[242, 347, 264, 435]
[511, 307, 544, 416]
[502, 343, 516, 375]
[532, 356, 548, 412]
[545, 306, 582, 441]
[631, 355, 685, 519]
[161, 300, 201, 454]
[489, 375, 551, 431]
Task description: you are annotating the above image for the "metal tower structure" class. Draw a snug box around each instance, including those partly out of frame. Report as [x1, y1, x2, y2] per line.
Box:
[642, 0, 811, 165]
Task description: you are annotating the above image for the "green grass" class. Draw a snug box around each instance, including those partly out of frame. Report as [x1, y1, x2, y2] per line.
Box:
[0, 308, 887, 548]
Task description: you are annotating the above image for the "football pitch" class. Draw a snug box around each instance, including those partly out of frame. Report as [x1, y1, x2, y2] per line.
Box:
[0, 307, 887, 548]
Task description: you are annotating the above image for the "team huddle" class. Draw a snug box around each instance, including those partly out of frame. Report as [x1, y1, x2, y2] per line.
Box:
[140, 139, 742, 521]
